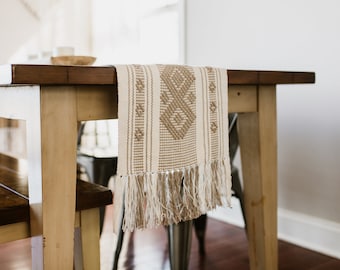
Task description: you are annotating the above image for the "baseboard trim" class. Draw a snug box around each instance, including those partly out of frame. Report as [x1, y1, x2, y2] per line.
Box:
[278, 208, 340, 259]
[208, 200, 340, 259]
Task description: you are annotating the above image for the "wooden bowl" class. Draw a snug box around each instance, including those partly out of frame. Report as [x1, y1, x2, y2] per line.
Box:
[50, 56, 96, 66]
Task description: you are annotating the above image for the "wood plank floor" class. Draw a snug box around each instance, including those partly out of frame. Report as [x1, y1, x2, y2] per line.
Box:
[0, 204, 339, 270]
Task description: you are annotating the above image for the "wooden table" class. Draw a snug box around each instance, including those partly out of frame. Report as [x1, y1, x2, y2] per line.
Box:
[0, 64, 315, 270]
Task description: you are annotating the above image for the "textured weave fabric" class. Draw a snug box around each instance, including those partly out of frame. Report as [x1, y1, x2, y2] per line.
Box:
[114, 64, 231, 232]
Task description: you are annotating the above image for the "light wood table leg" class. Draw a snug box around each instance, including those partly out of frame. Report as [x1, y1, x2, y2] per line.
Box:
[79, 208, 101, 270]
[238, 85, 278, 270]
[27, 86, 78, 269]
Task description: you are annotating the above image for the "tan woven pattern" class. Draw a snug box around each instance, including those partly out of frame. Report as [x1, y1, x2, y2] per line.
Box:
[159, 65, 197, 170]
[160, 65, 195, 140]
[114, 64, 231, 232]
[132, 65, 146, 172]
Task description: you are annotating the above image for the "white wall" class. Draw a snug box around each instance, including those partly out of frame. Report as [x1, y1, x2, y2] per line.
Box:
[185, 0, 340, 257]
[0, 0, 40, 63]
[1, 0, 92, 64]
[2, 0, 179, 64]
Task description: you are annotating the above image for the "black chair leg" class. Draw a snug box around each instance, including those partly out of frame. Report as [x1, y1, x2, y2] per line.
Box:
[193, 214, 207, 255]
[168, 220, 193, 270]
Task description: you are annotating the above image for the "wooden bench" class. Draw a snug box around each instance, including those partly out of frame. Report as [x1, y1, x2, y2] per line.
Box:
[0, 153, 113, 269]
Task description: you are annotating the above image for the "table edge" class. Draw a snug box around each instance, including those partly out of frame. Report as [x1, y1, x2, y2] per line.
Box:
[0, 64, 315, 86]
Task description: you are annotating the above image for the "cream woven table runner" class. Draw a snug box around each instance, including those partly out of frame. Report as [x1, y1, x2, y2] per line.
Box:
[114, 64, 231, 232]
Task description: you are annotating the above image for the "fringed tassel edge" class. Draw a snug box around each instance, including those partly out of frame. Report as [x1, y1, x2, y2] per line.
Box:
[114, 159, 232, 232]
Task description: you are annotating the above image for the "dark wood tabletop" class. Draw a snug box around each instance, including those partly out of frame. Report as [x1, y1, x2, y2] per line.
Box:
[0, 64, 315, 86]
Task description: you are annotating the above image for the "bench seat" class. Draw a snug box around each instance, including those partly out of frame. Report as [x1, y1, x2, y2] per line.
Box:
[0, 153, 113, 269]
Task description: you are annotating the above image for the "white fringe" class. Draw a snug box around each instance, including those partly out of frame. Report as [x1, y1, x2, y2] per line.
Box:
[115, 159, 232, 232]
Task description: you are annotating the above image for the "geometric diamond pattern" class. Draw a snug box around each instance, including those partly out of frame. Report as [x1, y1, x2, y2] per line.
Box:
[209, 81, 216, 92]
[160, 65, 196, 140]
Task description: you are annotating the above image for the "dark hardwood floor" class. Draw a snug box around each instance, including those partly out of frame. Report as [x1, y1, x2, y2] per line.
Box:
[0, 204, 339, 270]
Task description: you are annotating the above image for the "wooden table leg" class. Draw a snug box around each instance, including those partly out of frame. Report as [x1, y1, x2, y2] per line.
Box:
[27, 86, 78, 269]
[237, 85, 278, 270]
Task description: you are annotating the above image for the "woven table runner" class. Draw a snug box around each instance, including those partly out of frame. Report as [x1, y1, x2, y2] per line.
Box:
[114, 64, 231, 232]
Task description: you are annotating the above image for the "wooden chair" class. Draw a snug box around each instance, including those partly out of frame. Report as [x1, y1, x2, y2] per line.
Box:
[0, 153, 113, 269]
